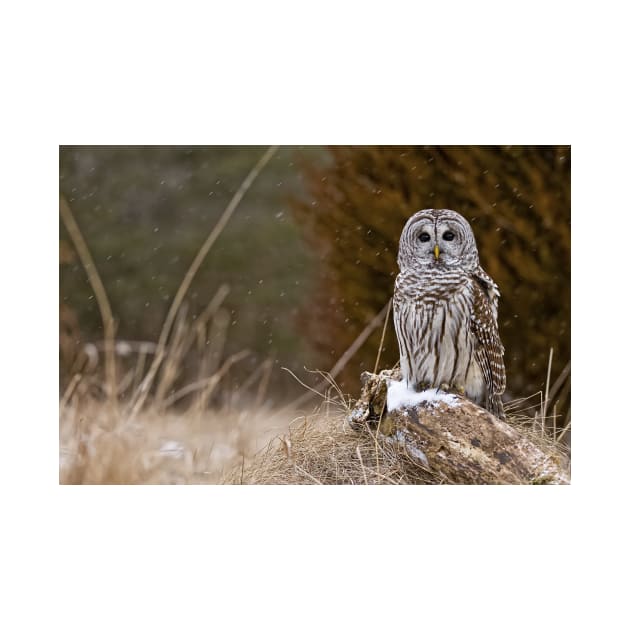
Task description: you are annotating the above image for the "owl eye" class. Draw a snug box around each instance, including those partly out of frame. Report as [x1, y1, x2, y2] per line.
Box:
[418, 232, 431, 242]
[443, 231, 455, 241]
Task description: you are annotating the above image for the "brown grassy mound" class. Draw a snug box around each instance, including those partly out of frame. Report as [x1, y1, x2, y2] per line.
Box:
[226, 402, 439, 485]
[226, 380, 570, 485]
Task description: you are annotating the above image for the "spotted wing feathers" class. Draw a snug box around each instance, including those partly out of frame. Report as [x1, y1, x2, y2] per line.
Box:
[471, 268, 506, 419]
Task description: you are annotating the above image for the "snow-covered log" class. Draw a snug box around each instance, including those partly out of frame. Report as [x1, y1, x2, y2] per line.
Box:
[347, 369, 570, 485]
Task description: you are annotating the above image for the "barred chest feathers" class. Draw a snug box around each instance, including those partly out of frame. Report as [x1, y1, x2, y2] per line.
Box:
[393, 268, 486, 404]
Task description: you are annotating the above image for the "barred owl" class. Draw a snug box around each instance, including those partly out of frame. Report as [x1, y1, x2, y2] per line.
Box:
[393, 209, 506, 419]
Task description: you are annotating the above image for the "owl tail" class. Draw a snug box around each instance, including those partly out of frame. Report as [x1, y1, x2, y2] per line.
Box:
[488, 395, 505, 420]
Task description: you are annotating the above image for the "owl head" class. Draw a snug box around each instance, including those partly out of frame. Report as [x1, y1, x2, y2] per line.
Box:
[397, 209, 479, 272]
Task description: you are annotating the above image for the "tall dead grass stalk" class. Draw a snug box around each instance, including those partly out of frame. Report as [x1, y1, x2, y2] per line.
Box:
[283, 299, 391, 411]
[130, 145, 279, 418]
[60, 195, 118, 410]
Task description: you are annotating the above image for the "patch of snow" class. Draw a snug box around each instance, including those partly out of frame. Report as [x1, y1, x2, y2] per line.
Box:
[115, 341, 131, 356]
[59, 448, 71, 469]
[346, 406, 366, 424]
[159, 440, 186, 459]
[386, 379, 459, 411]
[211, 443, 238, 463]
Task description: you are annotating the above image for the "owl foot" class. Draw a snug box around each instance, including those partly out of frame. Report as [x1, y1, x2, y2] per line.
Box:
[438, 383, 465, 395]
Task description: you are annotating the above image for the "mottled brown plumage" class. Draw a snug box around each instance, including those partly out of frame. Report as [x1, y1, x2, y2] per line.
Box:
[393, 209, 506, 418]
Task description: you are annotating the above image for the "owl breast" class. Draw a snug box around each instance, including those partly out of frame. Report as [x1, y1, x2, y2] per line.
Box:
[393, 272, 485, 404]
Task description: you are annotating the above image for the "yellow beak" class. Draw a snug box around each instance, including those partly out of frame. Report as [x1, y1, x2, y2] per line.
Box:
[434, 244, 440, 260]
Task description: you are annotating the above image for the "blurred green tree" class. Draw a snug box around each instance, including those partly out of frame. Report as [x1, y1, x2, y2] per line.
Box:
[59, 146, 328, 398]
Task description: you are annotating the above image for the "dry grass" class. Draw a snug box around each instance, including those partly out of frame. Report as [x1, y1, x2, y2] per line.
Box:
[59, 381, 570, 485]
[224, 402, 439, 485]
[59, 396, 296, 484]
[59, 392, 434, 485]
[503, 348, 571, 450]
[57, 281, 295, 485]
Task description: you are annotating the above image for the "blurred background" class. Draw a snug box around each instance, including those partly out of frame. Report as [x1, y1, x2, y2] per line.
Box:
[60, 146, 570, 432]
[60, 146, 327, 402]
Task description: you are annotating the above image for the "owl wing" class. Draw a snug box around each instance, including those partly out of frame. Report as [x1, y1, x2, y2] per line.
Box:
[472, 265, 500, 320]
[470, 269, 506, 418]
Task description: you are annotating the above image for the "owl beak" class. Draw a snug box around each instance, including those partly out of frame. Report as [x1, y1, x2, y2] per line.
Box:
[433, 244, 440, 260]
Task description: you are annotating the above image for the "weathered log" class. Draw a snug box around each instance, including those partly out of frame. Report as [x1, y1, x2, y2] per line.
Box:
[347, 369, 570, 485]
